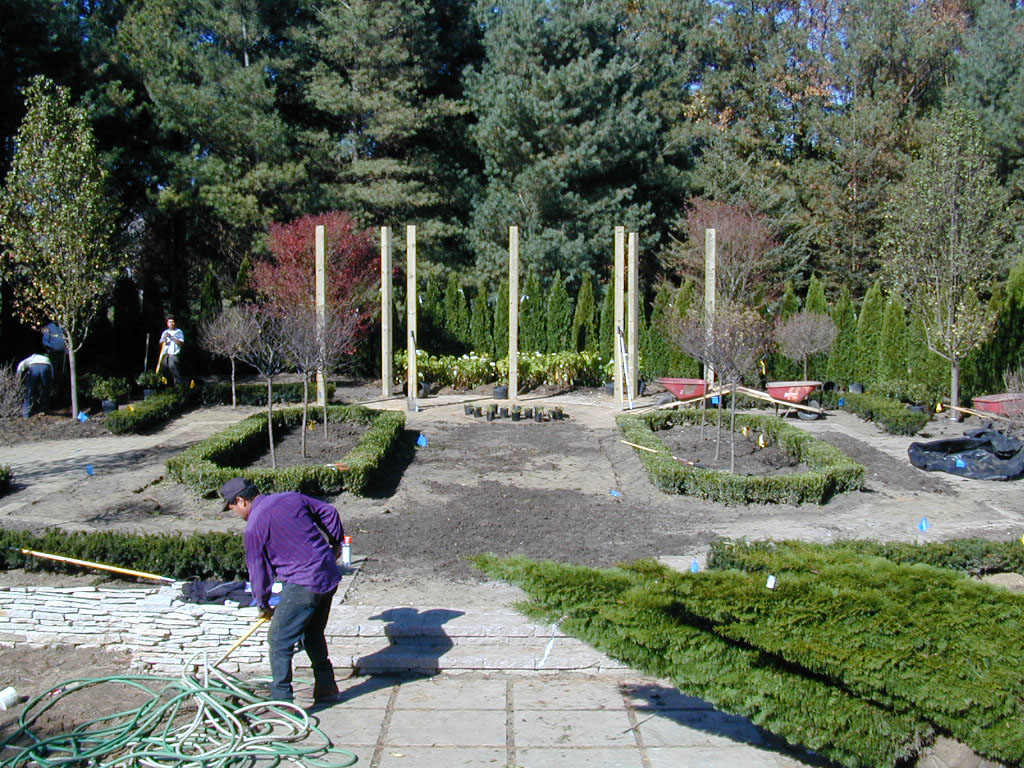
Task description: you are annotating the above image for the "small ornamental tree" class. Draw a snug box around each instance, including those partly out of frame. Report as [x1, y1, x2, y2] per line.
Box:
[237, 308, 287, 469]
[201, 307, 252, 408]
[1002, 365, 1024, 440]
[775, 312, 838, 380]
[0, 76, 119, 419]
[546, 271, 573, 354]
[571, 273, 598, 353]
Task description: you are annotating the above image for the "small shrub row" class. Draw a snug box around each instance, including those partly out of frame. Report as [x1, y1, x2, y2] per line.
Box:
[0, 527, 246, 582]
[671, 550, 1024, 764]
[617, 409, 865, 504]
[105, 388, 198, 435]
[0, 465, 10, 494]
[166, 405, 404, 497]
[708, 537, 1024, 577]
[199, 381, 337, 407]
[831, 391, 931, 435]
[394, 350, 607, 391]
[475, 554, 933, 768]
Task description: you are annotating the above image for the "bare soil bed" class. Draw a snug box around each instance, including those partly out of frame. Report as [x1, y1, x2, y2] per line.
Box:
[245, 420, 369, 469]
[655, 422, 807, 474]
[1, 410, 110, 445]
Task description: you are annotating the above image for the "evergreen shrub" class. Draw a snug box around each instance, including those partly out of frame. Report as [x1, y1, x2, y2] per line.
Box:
[393, 350, 605, 391]
[105, 388, 197, 435]
[200, 381, 337, 407]
[617, 410, 865, 504]
[167, 405, 404, 497]
[0, 527, 246, 581]
[837, 391, 931, 435]
[0, 465, 10, 494]
[475, 554, 933, 768]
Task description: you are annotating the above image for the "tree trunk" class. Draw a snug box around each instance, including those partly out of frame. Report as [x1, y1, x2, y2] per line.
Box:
[230, 357, 237, 408]
[729, 380, 738, 473]
[803, 354, 809, 380]
[951, 357, 962, 422]
[67, 334, 78, 419]
[715, 393, 724, 462]
[266, 377, 276, 469]
[301, 376, 309, 459]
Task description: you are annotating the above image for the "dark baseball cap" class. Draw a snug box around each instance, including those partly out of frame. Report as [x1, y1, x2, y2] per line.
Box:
[220, 477, 258, 510]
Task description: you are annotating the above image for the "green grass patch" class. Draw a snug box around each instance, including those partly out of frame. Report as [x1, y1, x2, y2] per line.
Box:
[475, 554, 933, 767]
[167, 404, 404, 497]
[617, 409, 865, 504]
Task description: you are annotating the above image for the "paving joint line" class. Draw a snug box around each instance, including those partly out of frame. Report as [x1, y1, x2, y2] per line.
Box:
[622, 683, 653, 768]
[368, 681, 401, 768]
[505, 677, 516, 767]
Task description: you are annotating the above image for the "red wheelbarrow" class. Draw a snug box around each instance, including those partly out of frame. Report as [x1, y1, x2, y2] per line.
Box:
[970, 393, 1024, 417]
[736, 381, 824, 420]
[655, 378, 707, 403]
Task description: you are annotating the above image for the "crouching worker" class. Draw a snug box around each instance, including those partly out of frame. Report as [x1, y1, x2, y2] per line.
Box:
[220, 476, 344, 703]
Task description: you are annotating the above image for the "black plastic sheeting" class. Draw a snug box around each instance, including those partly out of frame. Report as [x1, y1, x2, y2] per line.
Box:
[908, 428, 1024, 481]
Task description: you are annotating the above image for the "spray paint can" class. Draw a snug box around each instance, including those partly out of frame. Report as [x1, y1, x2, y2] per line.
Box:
[341, 535, 352, 566]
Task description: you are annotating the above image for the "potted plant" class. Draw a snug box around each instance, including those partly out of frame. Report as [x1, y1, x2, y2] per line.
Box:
[136, 370, 163, 399]
[90, 376, 132, 413]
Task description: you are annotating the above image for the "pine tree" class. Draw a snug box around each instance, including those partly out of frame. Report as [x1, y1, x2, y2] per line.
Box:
[570, 273, 599, 353]
[469, 287, 493, 356]
[853, 281, 886, 386]
[520, 270, 546, 353]
[546, 271, 573, 353]
[827, 286, 857, 386]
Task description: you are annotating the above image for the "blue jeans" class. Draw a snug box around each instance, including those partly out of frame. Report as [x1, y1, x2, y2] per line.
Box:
[23, 364, 52, 418]
[267, 583, 337, 701]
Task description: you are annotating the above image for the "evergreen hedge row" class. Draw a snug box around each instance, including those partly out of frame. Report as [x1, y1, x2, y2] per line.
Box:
[0, 527, 246, 581]
[475, 554, 933, 768]
[105, 388, 198, 435]
[199, 381, 337, 407]
[0, 465, 10, 494]
[617, 409, 865, 504]
[166, 405, 404, 497]
[831, 391, 931, 435]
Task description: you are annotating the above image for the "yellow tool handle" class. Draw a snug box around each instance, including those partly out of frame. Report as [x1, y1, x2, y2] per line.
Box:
[20, 549, 175, 582]
[214, 616, 270, 667]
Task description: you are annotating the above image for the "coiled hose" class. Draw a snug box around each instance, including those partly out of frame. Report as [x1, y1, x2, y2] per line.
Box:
[0, 654, 358, 768]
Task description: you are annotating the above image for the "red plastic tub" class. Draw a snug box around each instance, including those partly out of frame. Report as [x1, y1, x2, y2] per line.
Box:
[971, 393, 1024, 416]
[765, 381, 821, 403]
[656, 378, 707, 401]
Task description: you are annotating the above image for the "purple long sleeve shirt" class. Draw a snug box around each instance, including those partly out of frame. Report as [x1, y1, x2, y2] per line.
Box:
[244, 492, 343, 608]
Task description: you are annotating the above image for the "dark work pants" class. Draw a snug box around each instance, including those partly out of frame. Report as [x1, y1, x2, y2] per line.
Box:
[267, 583, 337, 701]
[23, 364, 52, 418]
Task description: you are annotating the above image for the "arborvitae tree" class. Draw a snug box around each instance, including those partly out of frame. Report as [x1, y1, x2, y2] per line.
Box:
[644, 280, 699, 378]
[570, 273, 599, 353]
[520, 270, 546, 353]
[769, 280, 802, 380]
[111, 276, 145, 378]
[907, 309, 950, 402]
[198, 264, 222, 326]
[419, 272, 446, 352]
[230, 256, 256, 306]
[854, 281, 886, 386]
[493, 280, 509, 359]
[778, 280, 801, 318]
[805, 274, 828, 316]
[546, 271, 573, 353]
[827, 286, 857, 386]
[973, 259, 1024, 394]
[599, 280, 615, 364]
[443, 272, 470, 347]
[469, 287, 493, 356]
[879, 294, 910, 383]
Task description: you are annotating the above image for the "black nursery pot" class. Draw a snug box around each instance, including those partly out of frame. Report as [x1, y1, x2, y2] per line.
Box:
[486, 410, 494, 421]
[464, 405, 474, 415]
[523, 407, 533, 419]
[494, 385, 509, 400]
[500, 407, 509, 417]
[511, 411, 521, 421]
[534, 409, 543, 422]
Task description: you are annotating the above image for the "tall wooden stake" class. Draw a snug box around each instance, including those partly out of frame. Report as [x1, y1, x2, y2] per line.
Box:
[380, 226, 393, 398]
[627, 231, 639, 407]
[508, 225, 519, 403]
[406, 225, 418, 411]
[315, 225, 327, 407]
[704, 227, 716, 385]
[614, 226, 625, 407]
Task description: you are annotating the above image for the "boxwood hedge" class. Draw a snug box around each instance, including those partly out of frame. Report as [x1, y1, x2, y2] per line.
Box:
[823, 391, 931, 435]
[618, 409, 865, 504]
[200, 381, 337, 407]
[167, 404, 404, 497]
[105, 388, 198, 435]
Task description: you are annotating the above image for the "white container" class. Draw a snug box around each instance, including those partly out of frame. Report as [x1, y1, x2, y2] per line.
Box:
[0, 687, 18, 710]
[341, 536, 352, 566]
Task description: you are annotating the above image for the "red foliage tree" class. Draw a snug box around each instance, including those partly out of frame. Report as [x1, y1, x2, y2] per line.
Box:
[253, 211, 379, 354]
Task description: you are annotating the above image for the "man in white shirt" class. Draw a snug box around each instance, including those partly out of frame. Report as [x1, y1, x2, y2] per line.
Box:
[16, 352, 53, 418]
[159, 316, 185, 386]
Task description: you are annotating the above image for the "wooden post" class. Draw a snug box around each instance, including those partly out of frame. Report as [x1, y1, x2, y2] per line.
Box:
[406, 225, 418, 411]
[704, 227, 716, 386]
[614, 226, 625, 407]
[508, 226, 519, 403]
[627, 231, 639, 407]
[380, 226, 393, 398]
[315, 225, 327, 407]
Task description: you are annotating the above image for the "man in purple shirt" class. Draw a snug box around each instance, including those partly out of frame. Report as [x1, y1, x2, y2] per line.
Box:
[220, 476, 344, 703]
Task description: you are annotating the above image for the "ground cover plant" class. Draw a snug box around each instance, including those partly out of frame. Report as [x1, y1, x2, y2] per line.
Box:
[475, 554, 933, 768]
[166, 404, 403, 497]
[618, 408, 865, 503]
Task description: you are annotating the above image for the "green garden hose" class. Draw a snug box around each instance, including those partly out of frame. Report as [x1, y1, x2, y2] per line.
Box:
[0, 654, 357, 768]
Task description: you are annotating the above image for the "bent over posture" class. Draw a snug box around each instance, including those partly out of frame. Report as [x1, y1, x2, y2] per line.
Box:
[221, 476, 343, 703]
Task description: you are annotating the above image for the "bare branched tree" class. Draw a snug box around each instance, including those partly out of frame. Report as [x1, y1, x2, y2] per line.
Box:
[1002, 365, 1024, 440]
[775, 312, 837, 380]
[237, 307, 287, 469]
[0, 365, 23, 442]
[200, 307, 250, 408]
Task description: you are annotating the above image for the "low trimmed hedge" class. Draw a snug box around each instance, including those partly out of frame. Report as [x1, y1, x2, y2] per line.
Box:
[618, 409, 865, 504]
[167, 404, 404, 497]
[830, 391, 931, 435]
[476, 554, 933, 768]
[105, 388, 197, 435]
[0, 464, 10, 494]
[200, 381, 337, 407]
[0, 527, 245, 581]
